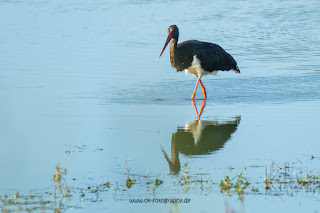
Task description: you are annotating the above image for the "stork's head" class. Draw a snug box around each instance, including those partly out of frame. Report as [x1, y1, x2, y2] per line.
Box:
[159, 25, 179, 58]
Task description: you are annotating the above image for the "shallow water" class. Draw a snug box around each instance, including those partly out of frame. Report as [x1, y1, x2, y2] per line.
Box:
[0, 0, 320, 212]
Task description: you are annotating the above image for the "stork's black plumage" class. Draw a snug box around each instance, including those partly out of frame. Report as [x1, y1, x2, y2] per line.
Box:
[172, 40, 239, 72]
[159, 25, 240, 99]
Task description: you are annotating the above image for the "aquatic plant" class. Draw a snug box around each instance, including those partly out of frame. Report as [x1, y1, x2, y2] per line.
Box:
[220, 172, 250, 201]
[264, 162, 278, 190]
[1, 159, 320, 212]
[125, 159, 135, 189]
[0, 164, 69, 212]
[178, 163, 191, 192]
[52, 163, 70, 212]
[146, 178, 164, 187]
[262, 161, 320, 196]
[176, 163, 211, 193]
[53, 163, 69, 199]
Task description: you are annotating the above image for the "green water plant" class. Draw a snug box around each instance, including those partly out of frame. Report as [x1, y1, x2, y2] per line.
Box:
[177, 163, 191, 192]
[176, 163, 211, 193]
[125, 159, 135, 189]
[262, 161, 320, 196]
[53, 163, 69, 198]
[296, 172, 320, 191]
[220, 172, 250, 201]
[146, 178, 164, 187]
[3, 159, 320, 212]
[264, 162, 279, 190]
[234, 172, 250, 201]
[155, 178, 164, 187]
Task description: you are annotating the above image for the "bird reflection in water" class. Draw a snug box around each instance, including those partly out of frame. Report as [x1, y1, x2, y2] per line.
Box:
[192, 99, 206, 120]
[162, 100, 241, 174]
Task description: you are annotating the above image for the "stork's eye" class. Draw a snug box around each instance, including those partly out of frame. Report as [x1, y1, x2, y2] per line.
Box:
[168, 28, 173, 35]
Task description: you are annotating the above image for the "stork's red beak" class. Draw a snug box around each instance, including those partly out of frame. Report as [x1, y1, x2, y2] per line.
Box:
[159, 33, 173, 58]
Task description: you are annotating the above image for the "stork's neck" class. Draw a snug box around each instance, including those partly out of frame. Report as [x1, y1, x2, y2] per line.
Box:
[169, 38, 178, 65]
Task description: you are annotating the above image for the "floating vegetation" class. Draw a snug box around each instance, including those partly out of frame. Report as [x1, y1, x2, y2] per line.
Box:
[125, 159, 136, 189]
[178, 163, 190, 185]
[1, 159, 320, 212]
[144, 175, 164, 197]
[155, 178, 163, 187]
[0, 164, 70, 213]
[0, 193, 51, 213]
[53, 163, 69, 199]
[220, 172, 250, 201]
[145, 178, 163, 187]
[13, 191, 22, 199]
[263, 161, 320, 196]
[176, 163, 211, 193]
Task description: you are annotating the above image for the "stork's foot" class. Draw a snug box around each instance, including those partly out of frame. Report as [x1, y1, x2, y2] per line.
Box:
[202, 93, 207, 99]
[191, 93, 196, 100]
[191, 93, 206, 100]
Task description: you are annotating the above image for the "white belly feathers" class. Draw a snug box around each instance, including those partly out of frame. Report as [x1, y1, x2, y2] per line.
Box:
[185, 55, 217, 77]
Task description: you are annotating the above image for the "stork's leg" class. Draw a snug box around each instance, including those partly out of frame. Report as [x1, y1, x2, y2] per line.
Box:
[191, 75, 201, 100]
[198, 100, 206, 117]
[191, 99, 206, 120]
[191, 100, 200, 120]
[199, 79, 207, 99]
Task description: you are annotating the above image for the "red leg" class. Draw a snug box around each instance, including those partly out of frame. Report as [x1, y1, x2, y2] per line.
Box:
[199, 79, 207, 99]
[191, 100, 200, 120]
[198, 100, 206, 118]
[192, 100, 206, 120]
[191, 75, 201, 100]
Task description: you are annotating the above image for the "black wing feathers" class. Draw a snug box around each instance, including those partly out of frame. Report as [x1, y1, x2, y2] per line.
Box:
[194, 41, 237, 72]
[177, 40, 238, 72]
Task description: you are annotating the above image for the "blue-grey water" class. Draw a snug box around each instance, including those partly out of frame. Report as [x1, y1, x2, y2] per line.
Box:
[1, 0, 320, 212]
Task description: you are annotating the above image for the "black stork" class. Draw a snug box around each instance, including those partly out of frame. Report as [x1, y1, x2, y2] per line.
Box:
[159, 25, 240, 99]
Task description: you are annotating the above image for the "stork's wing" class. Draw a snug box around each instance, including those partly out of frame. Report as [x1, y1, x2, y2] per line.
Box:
[194, 42, 238, 72]
[176, 40, 239, 72]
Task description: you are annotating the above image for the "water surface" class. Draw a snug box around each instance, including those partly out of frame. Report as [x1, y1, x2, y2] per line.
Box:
[0, 0, 320, 212]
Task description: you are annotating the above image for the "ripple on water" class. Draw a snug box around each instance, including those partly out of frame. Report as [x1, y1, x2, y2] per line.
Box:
[105, 74, 320, 105]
